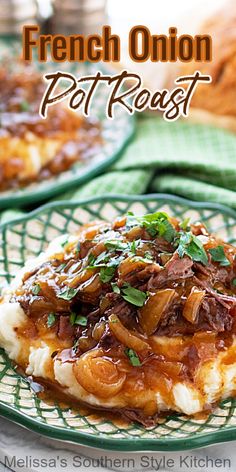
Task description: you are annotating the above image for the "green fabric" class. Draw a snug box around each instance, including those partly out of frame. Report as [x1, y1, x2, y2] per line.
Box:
[58, 170, 153, 200]
[62, 116, 236, 207]
[1, 115, 236, 224]
[153, 175, 236, 208]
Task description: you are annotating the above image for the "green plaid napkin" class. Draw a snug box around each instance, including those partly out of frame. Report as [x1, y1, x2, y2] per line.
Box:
[62, 116, 236, 208]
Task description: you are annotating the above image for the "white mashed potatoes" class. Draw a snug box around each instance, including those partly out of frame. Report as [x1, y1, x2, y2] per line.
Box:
[0, 236, 236, 418]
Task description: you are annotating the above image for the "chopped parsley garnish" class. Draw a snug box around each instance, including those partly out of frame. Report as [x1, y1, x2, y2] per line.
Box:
[61, 235, 69, 248]
[88, 253, 96, 266]
[70, 312, 87, 326]
[176, 232, 208, 265]
[153, 217, 175, 242]
[88, 241, 142, 281]
[109, 255, 124, 266]
[47, 313, 56, 328]
[94, 251, 109, 265]
[130, 239, 141, 254]
[20, 100, 30, 112]
[69, 312, 77, 325]
[144, 251, 153, 260]
[101, 239, 142, 261]
[58, 287, 79, 300]
[111, 282, 120, 294]
[100, 266, 116, 283]
[121, 284, 147, 307]
[105, 240, 129, 251]
[179, 217, 190, 231]
[55, 262, 67, 273]
[209, 246, 230, 267]
[105, 239, 142, 256]
[130, 240, 137, 254]
[87, 251, 110, 268]
[32, 284, 41, 295]
[232, 278, 236, 286]
[112, 281, 147, 306]
[72, 339, 79, 354]
[88, 251, 121, 278]
[130, 255, 153, 264]
[127, 211, 176, 242]
[125, 348, 141, 367]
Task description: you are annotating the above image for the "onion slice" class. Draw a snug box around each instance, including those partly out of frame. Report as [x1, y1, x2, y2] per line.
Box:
[74, 349, 126, 398]
[108, 314, 150, 352]
[183, 287, 205, 324]
[139, 289, 177, 335]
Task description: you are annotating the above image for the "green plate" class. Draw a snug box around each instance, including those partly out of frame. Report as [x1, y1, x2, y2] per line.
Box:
[1, 194, 236, 451]
[0, 38, 135, 208]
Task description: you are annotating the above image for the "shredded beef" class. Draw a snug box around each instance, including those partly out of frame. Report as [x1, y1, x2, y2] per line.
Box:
[193, 262, 212, 277]
[99, 325, 120, 351]
[119, 263, 161, 287]
[194, 277, 236, 308]
[148, 253, 194, 290]
[200, 297, 233, 332]
[184, 344, 201, 377]
[58, 316, 75, 340]
[87, 308, 100, 323]
[194, 262, 235, 287]
[105, 298, 136, 329]
[152, 236, 173, 252]
[15, 211, 236, 349]
[121, 409, 159, 427]
[79, 240, 95, 259]
[156, 296, 233, 335]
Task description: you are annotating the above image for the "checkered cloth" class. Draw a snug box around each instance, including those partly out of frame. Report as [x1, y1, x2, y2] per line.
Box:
[60, 116, 236, 208]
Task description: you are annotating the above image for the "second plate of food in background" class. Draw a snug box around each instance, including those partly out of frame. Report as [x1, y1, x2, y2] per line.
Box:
[0, 39, 134, 208]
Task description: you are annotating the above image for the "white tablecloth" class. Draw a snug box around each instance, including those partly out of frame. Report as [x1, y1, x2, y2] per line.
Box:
[0, 417, 235, 472]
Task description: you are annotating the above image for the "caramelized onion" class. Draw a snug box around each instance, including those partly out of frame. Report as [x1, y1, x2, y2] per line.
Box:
[183, 287, 205, 323]
[113, 216, 126, 229]
[139, 289, 177, 335]
[79, 222, 106, 241]
[152, 359, 184, 379]
[89, 241, 106, 258]
[108, 314, 149, 352]
[125, 226, 143, 241]
[78, 336, 96, 352]
[118, 256, 147, 278]
[151, 336, 188, 361]
[73, 349, 126, 398]
[92, 321, 106, 341]
[68, 267, 95, 288]
[78, 273, 101, 293]
[124, 387, 155, 409]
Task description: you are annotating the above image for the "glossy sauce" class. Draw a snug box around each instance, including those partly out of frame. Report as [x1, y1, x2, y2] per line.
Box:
[9, 216, 236, 420]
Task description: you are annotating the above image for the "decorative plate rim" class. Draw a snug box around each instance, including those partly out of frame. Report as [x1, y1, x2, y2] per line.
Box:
[1, 193, 236, 230]
[1, 193, 236, 451]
